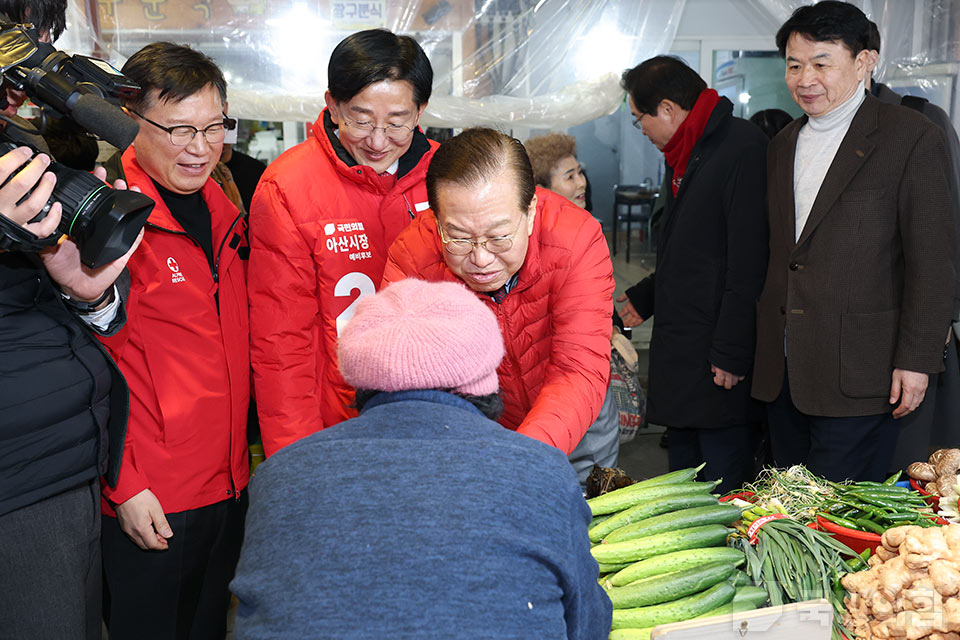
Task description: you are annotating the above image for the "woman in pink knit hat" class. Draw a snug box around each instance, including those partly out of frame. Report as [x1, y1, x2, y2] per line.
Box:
[337, 277, 506, 415]
[231, 277, 612, 640]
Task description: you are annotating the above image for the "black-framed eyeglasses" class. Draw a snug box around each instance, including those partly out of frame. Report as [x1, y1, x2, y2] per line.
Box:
[338, 110, 418, 142]
[631, 114, 646, 130]
[131, 109, 237, 147]
[437, 215, 526, 256]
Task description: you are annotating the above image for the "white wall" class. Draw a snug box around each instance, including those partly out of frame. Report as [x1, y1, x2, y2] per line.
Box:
[673, 0, 780, 40]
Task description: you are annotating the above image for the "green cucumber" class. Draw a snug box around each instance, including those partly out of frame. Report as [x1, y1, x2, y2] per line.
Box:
[731, 585, 769, 609]
[610, 580, 736, 629]
[597, 562, 632, 573]
[591, 524, 732, 565]
[629, 463, 706, 488]
[589, 493, 720, 542]
[587, 480, 721, 517]
[733, 570, 751, 587]
[605, 561, 736, 609]
[591, 514, 612, 529]
[607, 585, 767, 639]
[610, 547, 745, 587]
[693, 586, 770, 618]
[602, 503, 742, 544]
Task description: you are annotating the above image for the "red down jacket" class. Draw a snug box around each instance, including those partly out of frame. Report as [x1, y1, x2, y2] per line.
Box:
[382, 188, 615, 455]
[249, 109, 438, 456]
[99, 147, 250, 516]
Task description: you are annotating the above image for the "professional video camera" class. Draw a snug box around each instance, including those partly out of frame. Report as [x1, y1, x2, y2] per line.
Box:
[0, 15, 153, 268]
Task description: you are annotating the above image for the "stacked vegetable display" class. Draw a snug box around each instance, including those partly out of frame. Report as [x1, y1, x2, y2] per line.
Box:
[588, 463, 952, 638]
[743, 465, 939, 534]
[587, 465, 767, 637]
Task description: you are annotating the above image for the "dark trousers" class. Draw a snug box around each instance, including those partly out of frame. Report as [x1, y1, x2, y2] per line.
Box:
[667, 423, 759, 494]
[0, 479, 101, 640]
[767, 375, 899, 482]
[102, 494, 247, 640]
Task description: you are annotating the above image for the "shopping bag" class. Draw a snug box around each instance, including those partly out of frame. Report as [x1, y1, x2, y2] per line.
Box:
[610, 332, 646, 443]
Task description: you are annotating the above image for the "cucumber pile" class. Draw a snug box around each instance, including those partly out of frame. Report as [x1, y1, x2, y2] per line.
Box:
[586, 465, 769, 637]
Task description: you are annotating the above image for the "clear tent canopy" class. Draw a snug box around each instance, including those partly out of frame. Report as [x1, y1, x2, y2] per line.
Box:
[44, 0, 960, 129]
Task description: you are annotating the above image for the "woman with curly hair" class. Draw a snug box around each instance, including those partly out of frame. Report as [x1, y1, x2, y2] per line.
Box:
[524, 132, 588, 209]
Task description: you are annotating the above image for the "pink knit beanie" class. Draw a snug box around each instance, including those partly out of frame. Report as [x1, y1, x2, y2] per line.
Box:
[338, 278, 504, 396]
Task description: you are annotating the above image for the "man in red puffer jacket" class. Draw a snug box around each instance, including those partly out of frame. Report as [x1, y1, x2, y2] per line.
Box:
[99, 43, 250, 639]
[383, 128, 618, 481]
[249, 29, 438, 457]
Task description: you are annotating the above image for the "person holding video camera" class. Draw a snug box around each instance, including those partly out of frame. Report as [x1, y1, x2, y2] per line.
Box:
[98, 42, 250, 640]
[0, 2, 143, 639]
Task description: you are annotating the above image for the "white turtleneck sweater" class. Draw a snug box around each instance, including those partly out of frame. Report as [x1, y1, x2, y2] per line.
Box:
[793, 80, 866, 241]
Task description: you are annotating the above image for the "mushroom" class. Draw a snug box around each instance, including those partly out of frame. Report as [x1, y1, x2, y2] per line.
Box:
[910, 462, 939, 482]
[930, 449, 953, 467]
[938, 451, 960, 474]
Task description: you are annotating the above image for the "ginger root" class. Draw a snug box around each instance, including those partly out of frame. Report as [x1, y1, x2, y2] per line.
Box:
[844, 524, 960, 639]
[884, 525, 922, 552]
[930, 560, 960, 597]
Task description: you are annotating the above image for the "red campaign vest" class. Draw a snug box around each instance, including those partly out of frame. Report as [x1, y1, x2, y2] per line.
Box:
[248, 110, 438, 456]
[100, 146, 250, 515]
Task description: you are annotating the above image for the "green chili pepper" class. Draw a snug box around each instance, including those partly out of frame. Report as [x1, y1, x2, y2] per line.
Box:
[849, 493, 919, 511]
[853, 518, 886, 534]
[877, 512, 921, 524]
[820, 512, 863, 530]
[844, 485, 914, 496]
[883, 470, 903, 485]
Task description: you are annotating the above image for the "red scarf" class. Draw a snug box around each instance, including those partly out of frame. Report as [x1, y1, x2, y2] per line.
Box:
[662, 89, 720, 196]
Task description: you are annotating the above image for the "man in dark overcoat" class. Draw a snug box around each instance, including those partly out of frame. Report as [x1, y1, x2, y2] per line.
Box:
[617, 55, 769, 493]
[752, 1, 955, 482]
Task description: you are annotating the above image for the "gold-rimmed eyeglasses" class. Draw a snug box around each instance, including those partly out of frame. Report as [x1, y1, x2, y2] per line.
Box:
[437, 216, 526, 256]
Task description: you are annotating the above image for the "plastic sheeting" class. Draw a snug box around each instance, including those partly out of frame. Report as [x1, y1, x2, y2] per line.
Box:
[56, 0, 685, 128]
[745, 0, 960, 125]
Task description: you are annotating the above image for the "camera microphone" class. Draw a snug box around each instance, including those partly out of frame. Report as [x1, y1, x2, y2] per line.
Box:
[70, 93, 138, 149]
[0, 15, 154, 266]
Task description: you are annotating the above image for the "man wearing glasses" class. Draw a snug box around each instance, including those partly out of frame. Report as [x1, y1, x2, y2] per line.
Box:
[615, 56, 768, 494]
[248, 29, 438, 456]
[383, 128, 618, 480]
[99, 42, 250, 639]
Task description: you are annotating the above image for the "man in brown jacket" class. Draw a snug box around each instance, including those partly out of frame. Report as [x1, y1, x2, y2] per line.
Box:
[752, 1, 955, 482]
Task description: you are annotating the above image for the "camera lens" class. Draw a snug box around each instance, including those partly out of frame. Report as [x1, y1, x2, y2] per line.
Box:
[45, 163, 153, 267]
[1, 142, 153, 266]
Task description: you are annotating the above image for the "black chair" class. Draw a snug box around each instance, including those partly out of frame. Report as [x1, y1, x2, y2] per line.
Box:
[611, 184, 657, 263]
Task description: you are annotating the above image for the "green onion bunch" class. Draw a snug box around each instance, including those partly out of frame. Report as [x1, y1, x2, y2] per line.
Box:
[733, 505, 862, 640]
[742, 465, 841, 524]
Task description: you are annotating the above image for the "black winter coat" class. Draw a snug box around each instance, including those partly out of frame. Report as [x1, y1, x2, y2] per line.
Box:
[0, 252, 128, 516]
[626, 98, 768, 428]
